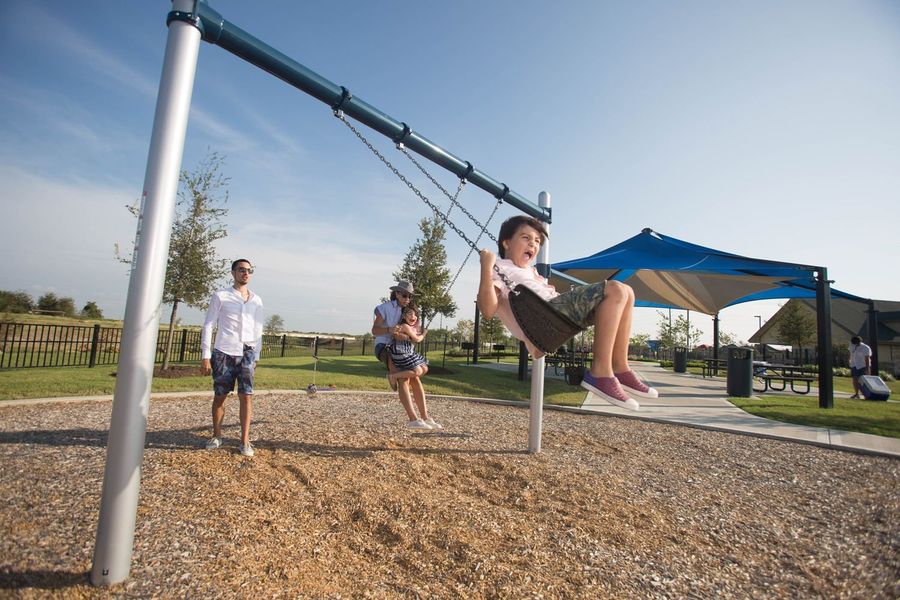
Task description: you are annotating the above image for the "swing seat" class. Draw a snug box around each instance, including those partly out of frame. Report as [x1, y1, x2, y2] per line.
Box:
[509, 285, 583, 355]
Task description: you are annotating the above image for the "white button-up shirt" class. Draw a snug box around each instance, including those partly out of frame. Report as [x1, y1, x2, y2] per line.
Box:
[201, 287, 264, 362]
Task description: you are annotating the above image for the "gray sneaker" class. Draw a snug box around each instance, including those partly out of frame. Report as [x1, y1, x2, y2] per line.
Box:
[407, 419, 432, 430]
[205, 437, 222, 450]
[239, 443, 254, 457]
[424, 418, 443, 430]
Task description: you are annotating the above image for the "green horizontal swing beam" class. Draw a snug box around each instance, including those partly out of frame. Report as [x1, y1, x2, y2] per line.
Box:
[190, 2, 550, 223]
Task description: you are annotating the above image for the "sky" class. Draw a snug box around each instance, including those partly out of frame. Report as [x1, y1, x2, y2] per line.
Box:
[1, 0, 898, 345]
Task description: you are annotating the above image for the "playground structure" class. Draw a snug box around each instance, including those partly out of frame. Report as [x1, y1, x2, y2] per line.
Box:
[92, 0, 563, 586]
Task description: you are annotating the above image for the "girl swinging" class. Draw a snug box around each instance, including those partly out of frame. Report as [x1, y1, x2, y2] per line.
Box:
[477, 216, 658, 411]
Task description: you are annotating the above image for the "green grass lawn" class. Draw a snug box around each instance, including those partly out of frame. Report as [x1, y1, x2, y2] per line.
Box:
[2, 355, 896, 439]
[730, 395, 900, 439]
[0, 355, 588, 407]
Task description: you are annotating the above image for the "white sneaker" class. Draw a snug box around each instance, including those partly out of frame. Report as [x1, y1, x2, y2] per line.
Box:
[239, 443, 254, 457]
[205, 437, 222, 450]
[407, 419, 432, 430]
[424, 418, 443, 430]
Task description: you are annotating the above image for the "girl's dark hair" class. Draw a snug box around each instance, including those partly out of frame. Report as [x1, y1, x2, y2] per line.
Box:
[497, 216, 548, 258]
[400, 305, 421, 334]
[851, 336, 862, 345]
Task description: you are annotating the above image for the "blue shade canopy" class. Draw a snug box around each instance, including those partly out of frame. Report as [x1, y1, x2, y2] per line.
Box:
[725, 277, 866, 307]
[551, 228, 844, 315]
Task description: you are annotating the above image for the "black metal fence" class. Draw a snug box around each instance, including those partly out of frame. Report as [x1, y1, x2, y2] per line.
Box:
[0, 321, 468, 370]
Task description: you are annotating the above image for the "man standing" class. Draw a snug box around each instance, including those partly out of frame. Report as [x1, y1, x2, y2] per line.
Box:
[848, 335, 872, 400]
[201, 259, 264, 456]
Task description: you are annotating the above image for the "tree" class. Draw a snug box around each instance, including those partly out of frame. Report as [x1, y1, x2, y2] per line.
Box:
[36, 292, 76, 317]
[656, 310, 701, 349]
[453, 319, 474, 344]
[392, 216, 457, 327]
[576, 327, 595, 353]
[673, 314, 702, 348]
[81, 301, 103, 319]
[265, 314, 285, 335]
[479, 314, 507, 349]
[0, 290, 33, 314]
[630, 333, 650, 353]
[117, 152, 230, 369]
[776, 300, 816, 363]
[656, 310, 679, 349]
[718, 330, 743, 347]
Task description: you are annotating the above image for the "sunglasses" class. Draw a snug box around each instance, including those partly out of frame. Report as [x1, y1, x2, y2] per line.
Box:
[235, 267, 254, 274]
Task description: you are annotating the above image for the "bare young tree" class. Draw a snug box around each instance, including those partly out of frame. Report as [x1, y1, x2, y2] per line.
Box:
[117, 152, 230, 369]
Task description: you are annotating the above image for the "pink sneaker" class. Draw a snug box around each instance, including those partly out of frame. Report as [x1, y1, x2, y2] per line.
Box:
[581, 372, 640, 411]
[615, 370, 659, 399]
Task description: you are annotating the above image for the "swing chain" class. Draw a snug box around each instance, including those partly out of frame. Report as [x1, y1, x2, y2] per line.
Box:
[444, 197, 502, 290]
[398, 145, 501, 245]
[398, 141, 503, 305]
[397, 144, 466, 218]
[335, 111, 496, 252]
[336, 111, 521, 306]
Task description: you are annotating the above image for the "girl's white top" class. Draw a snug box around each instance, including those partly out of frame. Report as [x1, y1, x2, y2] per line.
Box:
[490, 258, 559, 357]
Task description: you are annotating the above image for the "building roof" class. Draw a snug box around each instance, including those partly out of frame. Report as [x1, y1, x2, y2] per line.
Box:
[750, 298, 900, 344]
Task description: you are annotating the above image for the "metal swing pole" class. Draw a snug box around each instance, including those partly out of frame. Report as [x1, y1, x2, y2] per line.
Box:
[91, 0, 202, 585]
[528, 191, 552, 453]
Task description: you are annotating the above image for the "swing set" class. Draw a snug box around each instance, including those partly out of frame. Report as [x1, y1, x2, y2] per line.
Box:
[92, 0, 588, 586]
[334, 111, 582, 351]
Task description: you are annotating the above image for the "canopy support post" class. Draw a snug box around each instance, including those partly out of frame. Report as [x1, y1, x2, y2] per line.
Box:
[815, 267, 834, 408]
[712, 314, 720, 363]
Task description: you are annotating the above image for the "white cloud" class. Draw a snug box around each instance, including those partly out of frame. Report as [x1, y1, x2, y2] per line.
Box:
[0, 164, 139, 315]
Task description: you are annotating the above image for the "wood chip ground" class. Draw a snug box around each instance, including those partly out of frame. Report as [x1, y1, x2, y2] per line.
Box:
[1, 392, 898, 598]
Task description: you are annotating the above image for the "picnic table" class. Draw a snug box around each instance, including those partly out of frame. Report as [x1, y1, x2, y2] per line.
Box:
[701, 358, 727, 378]
[545, 349, 590, 385]
[752, 362, 816, 394]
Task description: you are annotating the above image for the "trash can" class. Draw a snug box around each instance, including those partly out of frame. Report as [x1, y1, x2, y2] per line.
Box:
[726, 347, 754, 397]
[673, 347, 687, 373]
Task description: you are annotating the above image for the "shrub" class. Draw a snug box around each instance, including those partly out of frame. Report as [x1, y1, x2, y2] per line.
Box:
[0, 290, 33, 313]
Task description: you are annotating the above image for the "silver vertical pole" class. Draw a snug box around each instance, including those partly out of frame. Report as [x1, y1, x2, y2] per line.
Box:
[528, 191, 551, 453]
[91, 0, 201, 586]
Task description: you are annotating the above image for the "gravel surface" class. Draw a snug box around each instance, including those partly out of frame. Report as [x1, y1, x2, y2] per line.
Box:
[1, 391, 898, 599]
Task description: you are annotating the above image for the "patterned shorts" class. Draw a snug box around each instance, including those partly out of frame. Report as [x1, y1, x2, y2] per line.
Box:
[211, 347, 256, 396]
[547, 280, 608, 329]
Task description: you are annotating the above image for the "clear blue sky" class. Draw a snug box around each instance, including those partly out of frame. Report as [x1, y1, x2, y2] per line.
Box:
[1, 0, 898, 343]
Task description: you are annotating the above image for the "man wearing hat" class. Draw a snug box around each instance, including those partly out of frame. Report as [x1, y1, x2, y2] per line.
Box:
[372, 280, 434, 429]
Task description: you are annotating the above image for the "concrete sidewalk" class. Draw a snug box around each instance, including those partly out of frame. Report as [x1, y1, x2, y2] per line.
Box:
[475, 361, 900, 459]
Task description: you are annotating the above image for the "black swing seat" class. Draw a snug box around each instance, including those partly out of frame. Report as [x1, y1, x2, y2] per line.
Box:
[509, 285, 584, 355]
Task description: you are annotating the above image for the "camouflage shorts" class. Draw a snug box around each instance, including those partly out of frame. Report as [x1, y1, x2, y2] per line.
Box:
[211, 347, 256, 396]
[547, 280, 607, 329]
